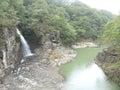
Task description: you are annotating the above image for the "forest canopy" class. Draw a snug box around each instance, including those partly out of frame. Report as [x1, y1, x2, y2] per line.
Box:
[0, 0, 114, 45]
[103, 16, 120, 46]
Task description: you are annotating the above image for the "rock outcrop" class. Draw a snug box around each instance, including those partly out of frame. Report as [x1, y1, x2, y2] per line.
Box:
[0, 45, 65, 90]
[0, 29, 76, 90]
[96, 47, 120, 86]
[0, 27, 22, 83]
[39, 41, 77, 66]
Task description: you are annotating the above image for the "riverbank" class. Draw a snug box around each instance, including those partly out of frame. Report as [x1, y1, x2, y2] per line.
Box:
[0, 42, 98, 90]
[96, 47, 120, 86]
[48, 42, 98, 66]
[34, 41, 77, 67]
[72, 42, 97, 48]
[49, 46, 77, 66]
[0, 46, 66, 90]
[0, 42, 77, 90]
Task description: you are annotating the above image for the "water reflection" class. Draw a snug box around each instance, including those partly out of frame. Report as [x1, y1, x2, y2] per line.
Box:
[65, 64, 119, 90]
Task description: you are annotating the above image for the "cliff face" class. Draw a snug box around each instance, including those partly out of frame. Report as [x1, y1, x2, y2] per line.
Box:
[96, 48, 120, 86]
[0, 27, 22, 82]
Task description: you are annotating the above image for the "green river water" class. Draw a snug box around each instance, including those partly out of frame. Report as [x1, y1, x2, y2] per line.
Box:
[60, 48, 120, 90]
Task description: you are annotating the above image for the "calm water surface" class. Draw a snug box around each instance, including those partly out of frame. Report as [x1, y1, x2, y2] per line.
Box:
[60, 48, 120, 90]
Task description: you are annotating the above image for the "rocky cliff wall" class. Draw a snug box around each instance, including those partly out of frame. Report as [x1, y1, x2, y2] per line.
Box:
[96, 48, 120, 86]
[0, 27, 22, 83]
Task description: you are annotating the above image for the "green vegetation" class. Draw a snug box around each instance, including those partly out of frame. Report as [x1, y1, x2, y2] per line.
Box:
[0, 0, 114, 46]
[0, 0, 18, 27]
[103, 16, 120, 46]
[102, 15, 120, 69]
[0, 0, 120, 86]
[97, 15, 120, 86]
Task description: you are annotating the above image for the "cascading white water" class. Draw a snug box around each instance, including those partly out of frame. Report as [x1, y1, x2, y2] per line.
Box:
[16, 28, 33, 57]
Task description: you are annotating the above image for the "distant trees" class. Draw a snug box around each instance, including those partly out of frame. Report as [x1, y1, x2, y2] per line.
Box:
[0, 0, 114, 45]
[65, 1, 114, 40]
[103, 16, 120, 46]
[0, 0, 18, 27]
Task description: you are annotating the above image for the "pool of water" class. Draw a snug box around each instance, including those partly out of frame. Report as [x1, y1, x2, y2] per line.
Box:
[60, 48, 120, 90]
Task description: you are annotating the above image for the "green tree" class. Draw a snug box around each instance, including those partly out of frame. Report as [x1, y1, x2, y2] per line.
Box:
[11, 0, 114, 46]
[0, 0, 19, 27]
[103, 16, 120, 45]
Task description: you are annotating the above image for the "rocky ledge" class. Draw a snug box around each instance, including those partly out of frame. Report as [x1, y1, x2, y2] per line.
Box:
[0, 41, 98, 90]
[49, 46, 77, 66]
[35, 41, 77, 67]
[47, 42, 97, 66]
[0, 41, 77, 90]
[96, 47, 120, 86]
[0, 47, 66, 90]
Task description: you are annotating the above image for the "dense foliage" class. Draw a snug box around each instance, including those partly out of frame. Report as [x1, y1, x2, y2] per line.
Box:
[0, 0, 18, 27]
[103, 16, 120, 46]
[0, 0, 114, 45]
[99, 16, 120, 86]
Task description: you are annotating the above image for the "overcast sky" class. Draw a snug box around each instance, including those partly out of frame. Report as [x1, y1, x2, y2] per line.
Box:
[75, 0, 120, 15]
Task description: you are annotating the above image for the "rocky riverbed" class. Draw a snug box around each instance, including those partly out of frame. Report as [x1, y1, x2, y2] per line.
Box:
[0, 42, 77, 90]
[0, 41, 98, 90]
[72, 42, 97, 48]
[0, 48, 63, 90]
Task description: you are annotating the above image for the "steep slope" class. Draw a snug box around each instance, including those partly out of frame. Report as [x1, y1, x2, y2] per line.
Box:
[96, 47, 120, 86]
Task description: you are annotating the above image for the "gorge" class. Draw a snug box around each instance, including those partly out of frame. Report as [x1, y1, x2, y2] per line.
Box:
[0, 0, 120, 90]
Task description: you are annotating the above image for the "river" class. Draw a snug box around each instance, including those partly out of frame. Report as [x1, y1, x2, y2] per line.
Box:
[60, 48, 120, 90]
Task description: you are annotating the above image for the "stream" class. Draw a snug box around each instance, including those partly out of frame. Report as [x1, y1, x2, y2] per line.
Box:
[60, 48, 120, 90]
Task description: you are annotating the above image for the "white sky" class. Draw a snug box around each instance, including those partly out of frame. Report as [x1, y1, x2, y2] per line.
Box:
[73, 0, 120, 15]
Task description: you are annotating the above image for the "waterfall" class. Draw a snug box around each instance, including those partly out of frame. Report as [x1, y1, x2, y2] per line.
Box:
[16, 28, 33, 57]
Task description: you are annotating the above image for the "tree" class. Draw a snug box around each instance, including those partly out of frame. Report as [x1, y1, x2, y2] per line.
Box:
[7, 0, 113, 46]
[0, 0, 18, 27]
[103, 16, 120, 45]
